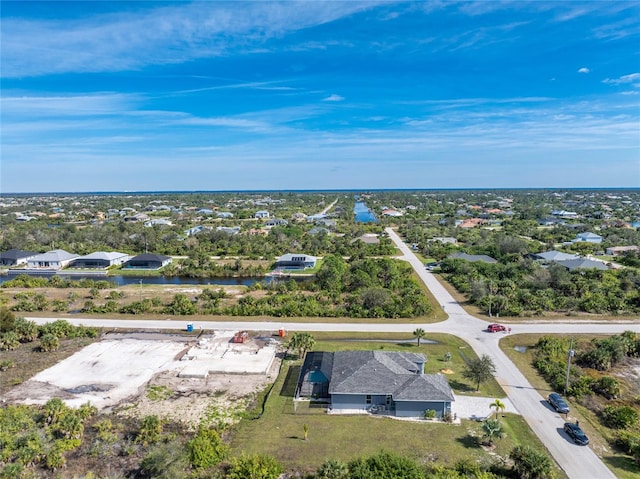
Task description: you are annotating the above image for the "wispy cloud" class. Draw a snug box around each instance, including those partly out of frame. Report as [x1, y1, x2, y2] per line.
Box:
[322, 94, 344, 102]
[603, 73, 640, 85]
[0, 2, 381, 78]
[578, 67, 590, 74]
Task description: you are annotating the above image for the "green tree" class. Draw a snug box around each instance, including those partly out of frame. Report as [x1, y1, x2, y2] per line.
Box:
[463, 354, 496, 391]
[413, 328, 426, 347]
[164, 294, 196, 315]
[509, 445, 554, 479]
[226, 453, 283, 479]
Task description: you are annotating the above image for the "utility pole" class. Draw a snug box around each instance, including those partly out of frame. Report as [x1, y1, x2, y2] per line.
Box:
[488, 279, 493, 318]
[564, 337, 574, 396]
[139, 280, 143, 302]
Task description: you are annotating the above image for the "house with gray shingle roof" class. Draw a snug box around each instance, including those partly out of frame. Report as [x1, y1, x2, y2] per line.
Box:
[72, 252, 130, 268]
[0, 249, 39, 266]
[27, 250, 79, 270]
[297, 351, 454, 419]
[555, 258, 609, 271]
[529, 250, 579, 262]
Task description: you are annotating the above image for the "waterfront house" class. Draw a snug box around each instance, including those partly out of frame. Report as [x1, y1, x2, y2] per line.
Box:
[297, 351, 454, 419]
[72, 252, 130, 268]
[27, 250, 79, 270]
[0, 249, 39, 266]
[123, 253, 172, 269]
[274, 253, 317, 270]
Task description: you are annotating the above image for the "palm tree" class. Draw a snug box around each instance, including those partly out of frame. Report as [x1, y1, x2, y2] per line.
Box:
[490, 398, 506, 419]
[413, 328, 426, 347]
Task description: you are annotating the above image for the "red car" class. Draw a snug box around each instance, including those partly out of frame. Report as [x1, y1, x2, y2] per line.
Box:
[487, 323, 506, 333]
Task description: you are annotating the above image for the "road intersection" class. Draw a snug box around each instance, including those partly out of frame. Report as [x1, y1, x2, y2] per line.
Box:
[28, 227, 639, 478]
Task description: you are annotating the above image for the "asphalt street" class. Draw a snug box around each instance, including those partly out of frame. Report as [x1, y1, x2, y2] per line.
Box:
[27, 227, 640, 478]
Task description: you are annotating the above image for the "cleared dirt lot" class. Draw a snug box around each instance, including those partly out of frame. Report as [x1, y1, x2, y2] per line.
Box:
[4, 331, 281, 428]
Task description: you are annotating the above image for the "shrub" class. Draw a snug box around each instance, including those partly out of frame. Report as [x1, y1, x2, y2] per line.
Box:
[187, 427, 227, 469]
[424, 409, 437, 419]
[0, 331, 20, 351]
[592, 376, 620, 399]
[226, 453, 283, 479]
[40, 333, 60, 352]
[602, 405, 639, 429]
[509, 445, 553, 479]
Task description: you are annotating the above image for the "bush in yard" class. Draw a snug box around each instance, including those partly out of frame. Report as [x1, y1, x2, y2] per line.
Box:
[40, 333, 60, 352]
[602, 405, 639, 429]
[0, 331, 20, 351]
[424, 409, 437, 419]
[136, 415, 164, 445]
[226, 453, 283, 479]
[140, 440, 189, 479]
[14, 317, 38, 342]
[348, 451, 425, 479]
[509, 445, 554, 479]
[187, 427, 227, 469]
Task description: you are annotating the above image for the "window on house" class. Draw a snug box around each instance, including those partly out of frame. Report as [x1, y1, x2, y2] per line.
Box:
[366, 395, 371, 404]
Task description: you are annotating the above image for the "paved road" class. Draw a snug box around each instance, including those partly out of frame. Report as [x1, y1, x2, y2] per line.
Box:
[385, 227, 638, 479]
[27, 227, 639, 479]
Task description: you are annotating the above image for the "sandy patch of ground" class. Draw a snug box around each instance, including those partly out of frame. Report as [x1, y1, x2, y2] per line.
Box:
[4, 331, 282, 428]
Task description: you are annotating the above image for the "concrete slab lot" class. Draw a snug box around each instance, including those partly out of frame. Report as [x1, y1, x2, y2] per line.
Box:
[5, 331, 278, 411]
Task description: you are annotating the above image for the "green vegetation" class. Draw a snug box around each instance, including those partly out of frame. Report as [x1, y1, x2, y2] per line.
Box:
[502, 333, 640, 478]
[463, 354, 497, 392]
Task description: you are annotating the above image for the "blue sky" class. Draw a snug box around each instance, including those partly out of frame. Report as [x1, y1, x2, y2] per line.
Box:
[1, 1, 639, 193]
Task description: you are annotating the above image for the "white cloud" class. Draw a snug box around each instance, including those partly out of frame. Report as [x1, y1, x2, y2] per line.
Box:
[0, 2, 382, 78]
[578, 67, 590, 74]
[322, 94, 344, 102]
[603, 73, 640, 85]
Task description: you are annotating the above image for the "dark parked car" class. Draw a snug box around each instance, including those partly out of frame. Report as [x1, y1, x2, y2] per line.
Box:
[548, 392, 570, 414]
[564, 422, 589, 445]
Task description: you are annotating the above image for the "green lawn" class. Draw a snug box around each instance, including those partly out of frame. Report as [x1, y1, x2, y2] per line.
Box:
[228, 335, 555, 475]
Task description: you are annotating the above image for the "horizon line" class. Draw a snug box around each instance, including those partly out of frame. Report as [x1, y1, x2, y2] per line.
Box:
[1, 186, 640, 197]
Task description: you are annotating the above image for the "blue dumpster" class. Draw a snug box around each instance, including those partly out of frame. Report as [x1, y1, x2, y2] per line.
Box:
[186, 323, 194, 332]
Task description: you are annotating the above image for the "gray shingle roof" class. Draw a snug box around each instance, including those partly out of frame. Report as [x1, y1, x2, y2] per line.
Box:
[556, 258, 608, 271]
[0, 249, 38, 260]
[30, 249, 78, 262]
[328, 351, 453, 402]
[532, 251, 579, 262]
